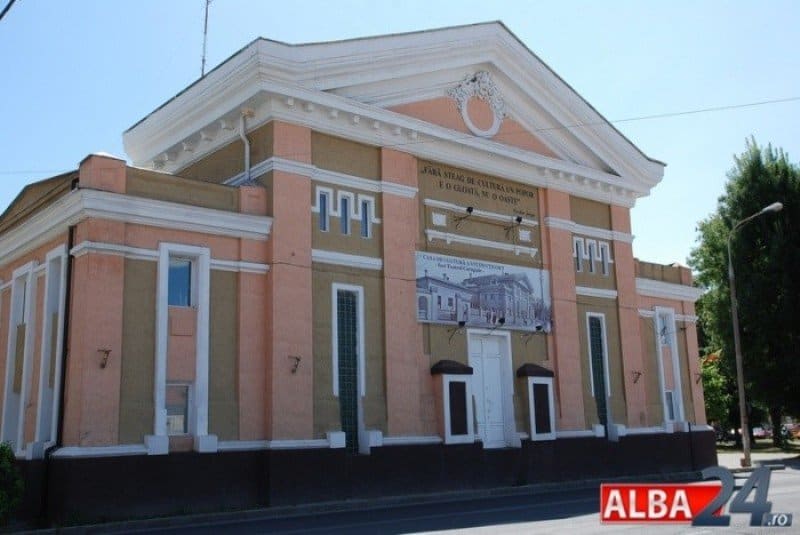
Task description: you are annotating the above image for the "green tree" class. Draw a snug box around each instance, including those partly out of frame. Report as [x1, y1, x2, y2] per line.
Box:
[689, 138, 800, 447]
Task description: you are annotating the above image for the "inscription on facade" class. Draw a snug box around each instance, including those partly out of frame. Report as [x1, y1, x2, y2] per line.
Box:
[420, 162, 537, 217]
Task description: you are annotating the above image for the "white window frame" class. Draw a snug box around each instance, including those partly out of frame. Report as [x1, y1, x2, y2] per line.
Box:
[312, 186, 334, 232]
[338, 191, 355, 235]
[167, 257, 195, 308]
[1, 261, 38, 456]
[165, 381, 194, 436]
[149, 243, 214, 454]
[527, 376, 556, 441]
[357, 194, 377, 239]
[586, 240, 597, 274]
[441, 374, 475, 445]
[654, 306, 685, 424]
[573, 237, 585, 272]
[33, 245, 68, 453]
[331, 283, 365, 398]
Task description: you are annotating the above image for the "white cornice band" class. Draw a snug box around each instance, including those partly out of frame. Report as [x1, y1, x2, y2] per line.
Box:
[226, 156, 418, 199]
[544, 217, 633, 244]
[575, 286, 618, 299]
[638, 309, 698, 323]
[311, 249, 383, 271]
[635, 278, 704, 302]
[0, 189, 273, 268]
[424, 198, 538, 227]
[425, 229, 538, 258]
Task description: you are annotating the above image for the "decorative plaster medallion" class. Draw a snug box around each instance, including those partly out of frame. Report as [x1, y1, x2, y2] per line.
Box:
[447, 71, 506, 138]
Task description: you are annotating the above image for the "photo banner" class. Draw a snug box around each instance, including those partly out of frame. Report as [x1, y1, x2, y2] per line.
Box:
[415, 251, 552, 332]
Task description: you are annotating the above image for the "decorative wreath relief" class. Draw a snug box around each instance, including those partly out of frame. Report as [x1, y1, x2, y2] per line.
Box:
[447, 71, 507, 138]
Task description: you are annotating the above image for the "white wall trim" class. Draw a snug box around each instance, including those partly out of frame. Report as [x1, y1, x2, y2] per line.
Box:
[424, 198, 538, 227]
[312, 249, 383, 271]
[51, 444, 149, 458]
[209, 259, 270, 274]
[527, 376, 556, 441]
[0, 189, 273, 269]
[575, 286, 618, 300]
[544, 217, 634, 243]
[217, 439, 332, 451]
[638, 309, 697, 324]
[381, 435, 444, 446]
[425, 229, 538, 258]
[227, 156, 418, 199]
[441, 374, 475, 445]
[623, 426, 667, 436]
[636, 278, 704, 302]
[654, 306, 685, 423]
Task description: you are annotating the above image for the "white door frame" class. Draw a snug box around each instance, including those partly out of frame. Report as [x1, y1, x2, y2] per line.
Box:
[466, 328, 519, 448]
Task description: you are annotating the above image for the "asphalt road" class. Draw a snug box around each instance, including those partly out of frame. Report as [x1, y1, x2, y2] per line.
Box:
[108, 461, 800, 534]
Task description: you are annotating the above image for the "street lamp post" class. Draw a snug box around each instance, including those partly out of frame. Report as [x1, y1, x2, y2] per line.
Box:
[727, 201, 783, 468]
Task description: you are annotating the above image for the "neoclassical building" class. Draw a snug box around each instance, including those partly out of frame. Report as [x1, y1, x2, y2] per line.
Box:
[0, 22, 713, 522]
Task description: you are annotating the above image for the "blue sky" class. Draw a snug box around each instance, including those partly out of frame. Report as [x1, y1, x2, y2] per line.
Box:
[1, 1, 797, 265]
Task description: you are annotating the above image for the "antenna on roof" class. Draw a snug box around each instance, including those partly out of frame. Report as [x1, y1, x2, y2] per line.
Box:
[201, 0, 212, 77]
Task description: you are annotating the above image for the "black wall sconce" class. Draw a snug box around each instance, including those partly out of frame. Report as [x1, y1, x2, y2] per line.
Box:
[504, 215, 523, 237]
[488, 317, 506, 333]
[454, 206, 474, 229]
[98, 349, 112, 369]
[288, 355, 302, 374]
[448, 320, 467, 344]
[631, 370, 643, 384]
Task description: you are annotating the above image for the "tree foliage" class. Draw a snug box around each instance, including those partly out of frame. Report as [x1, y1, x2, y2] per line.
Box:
[689, 138, 800, 445]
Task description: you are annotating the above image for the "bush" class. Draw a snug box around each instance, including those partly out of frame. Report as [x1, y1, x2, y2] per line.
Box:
[0, 442, 23, 525]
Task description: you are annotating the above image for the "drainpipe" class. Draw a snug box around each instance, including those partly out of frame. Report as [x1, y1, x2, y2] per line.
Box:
[239, 108, 254, 185]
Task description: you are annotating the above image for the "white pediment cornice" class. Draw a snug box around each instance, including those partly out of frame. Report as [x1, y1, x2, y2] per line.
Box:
[123, 22, 664, 207]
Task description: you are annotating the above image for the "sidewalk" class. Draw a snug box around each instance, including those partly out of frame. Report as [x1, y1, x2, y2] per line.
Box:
[716, 449, 799, 471]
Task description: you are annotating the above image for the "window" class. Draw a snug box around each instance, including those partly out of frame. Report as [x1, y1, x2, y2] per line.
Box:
[527, 377, 556, 441]
[573, 237, 584, 272]
[447, 297, 454, 307]
[665, 390, 675, 421]
[360, 199, 371, 238]
[587, 313, 609, 427]
[166, 383, 190, 435]
[340, 196, 350, 235]
[441, 375, 474, 444]
[599, 242, 610, 276]
[587, 241, 596, 273]
[168, 258, 192, 307]
[318, 191, 330, 232]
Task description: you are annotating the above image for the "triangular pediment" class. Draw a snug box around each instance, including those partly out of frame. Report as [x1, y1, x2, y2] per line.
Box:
[124, 22, 664, 205]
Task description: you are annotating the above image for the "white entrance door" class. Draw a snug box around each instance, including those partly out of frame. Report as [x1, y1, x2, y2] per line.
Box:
[470, 334, 512, 448]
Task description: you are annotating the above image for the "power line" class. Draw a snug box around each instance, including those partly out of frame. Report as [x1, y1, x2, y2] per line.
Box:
[0, 0, 18, 22]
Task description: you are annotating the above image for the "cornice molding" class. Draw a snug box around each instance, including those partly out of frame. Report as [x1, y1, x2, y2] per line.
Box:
[425, 229, 538, 258]
[424, 198, 538, 227]
[575, 286, 618, 300]
[226, 156, 418, 199]
[311, 249, 383, 271]
[544, 217, 633, 243]
[638, 308, 698, 323]
[0, 189, 273, 268]
[635, 278, 704, 302]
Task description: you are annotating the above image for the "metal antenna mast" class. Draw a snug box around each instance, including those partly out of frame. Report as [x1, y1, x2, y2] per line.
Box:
[201, 0, 211, 77]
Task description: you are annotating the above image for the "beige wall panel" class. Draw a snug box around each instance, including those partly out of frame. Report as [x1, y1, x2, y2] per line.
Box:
[126, 168, 239, 212]
[0, 293, 8, 411]
[24, 281, 46, 444]
[119, 259, 156, 444]
[570, 197, 612, 230]
[311, 132, 380, 179]
[312, 265, 386, 438]
[573, 241, 617, 290]
[639, 317, 663, 426]
[677, 329, 695, 423]
[179, 122, 274, 183]
[635, 261, 684, 284]
[209, 270, 239, 441]
[13, 325, 25, 394]
[577, 298, 626, 427]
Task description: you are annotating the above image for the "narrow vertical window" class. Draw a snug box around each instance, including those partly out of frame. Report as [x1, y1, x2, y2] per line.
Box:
[360, 199, 371, 238]
[573, 238, 583, 272]
[599, 243, 610, 276]
[340, 196, 350, 235]
[319, 192, 329, 232]
[168, 258, 192, 307]
[587, 241, 596, 273]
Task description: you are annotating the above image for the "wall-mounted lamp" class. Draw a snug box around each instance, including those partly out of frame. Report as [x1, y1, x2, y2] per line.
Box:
[488, 317, 506, 333]
[454, 206, 474, 229]
[631, 370, 643, 384]
[288, 355, 302, 374]
[504, 215, 523, 237]
[448, 320, 467, 344]
[98, 349, 112, 369]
